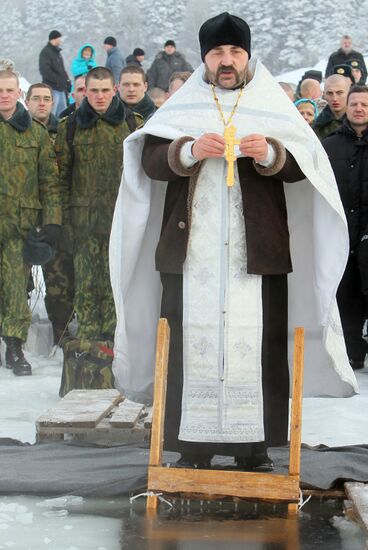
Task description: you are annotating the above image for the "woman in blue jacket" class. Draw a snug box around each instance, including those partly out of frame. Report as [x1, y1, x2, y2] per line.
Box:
[69, 44, 97, 104]
[71, 43, 97, 77]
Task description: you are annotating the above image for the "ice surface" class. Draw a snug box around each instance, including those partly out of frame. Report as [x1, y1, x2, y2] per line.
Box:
[0, 496, 122, 550]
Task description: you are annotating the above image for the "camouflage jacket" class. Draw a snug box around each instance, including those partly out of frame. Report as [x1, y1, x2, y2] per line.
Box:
[313, 105, 346, 141]
[0, 102, 61, 239]
[55, 96, 141, 239]
[47, 113, 59, 144]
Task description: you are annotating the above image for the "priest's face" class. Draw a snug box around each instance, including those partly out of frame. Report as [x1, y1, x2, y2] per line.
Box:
[204, 45, 249, 89]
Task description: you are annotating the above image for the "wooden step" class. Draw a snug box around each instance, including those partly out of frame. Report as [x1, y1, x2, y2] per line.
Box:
[35, 389, 149, 444]
[109, 400, 145, 428]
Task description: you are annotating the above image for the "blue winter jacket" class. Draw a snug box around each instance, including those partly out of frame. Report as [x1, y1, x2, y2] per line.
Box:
[105, 47, 125, 83]
[71, 43, 97, 77]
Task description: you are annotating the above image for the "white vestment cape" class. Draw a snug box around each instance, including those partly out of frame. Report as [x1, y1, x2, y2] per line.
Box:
[109, 60, 358, 406]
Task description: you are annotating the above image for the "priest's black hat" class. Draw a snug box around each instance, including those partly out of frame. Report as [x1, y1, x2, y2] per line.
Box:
[199, 12, 251, 61]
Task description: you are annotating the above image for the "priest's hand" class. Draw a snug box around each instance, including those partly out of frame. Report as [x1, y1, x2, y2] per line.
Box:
[192, 133, 226, 160]
[239, 134, 268, 163]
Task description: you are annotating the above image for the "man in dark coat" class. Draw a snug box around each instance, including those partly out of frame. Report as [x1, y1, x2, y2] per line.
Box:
[359, 227, 368, 340]
[147, 40, 193, 92]
[39, 30, 71, 117]
[325, 35, 367, 82]
[322, 85, 368, 370]
[111, 12, 357, 474]
[126, 48, 145, 68]
[142, 14, 306, 471]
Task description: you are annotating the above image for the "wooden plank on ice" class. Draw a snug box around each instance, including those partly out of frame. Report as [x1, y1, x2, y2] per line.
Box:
[148, 466, 299, 502]
[345, 482, 368, 533]
[36, 389, 123, 429]
[109, 400, 145, 428]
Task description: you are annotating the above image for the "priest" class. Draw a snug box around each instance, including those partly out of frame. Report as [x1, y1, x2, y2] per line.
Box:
[110, 13, 358, 471]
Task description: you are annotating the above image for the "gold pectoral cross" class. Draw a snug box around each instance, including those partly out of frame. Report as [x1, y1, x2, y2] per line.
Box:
[224, 124, 240, 187]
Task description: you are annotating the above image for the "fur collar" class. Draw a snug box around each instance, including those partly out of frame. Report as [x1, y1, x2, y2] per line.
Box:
[0, 102, 32, 132]
[76, 95, 126, 129]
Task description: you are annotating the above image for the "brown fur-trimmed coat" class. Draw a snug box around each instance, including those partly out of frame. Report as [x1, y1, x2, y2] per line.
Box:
[142, 134, 305, 275]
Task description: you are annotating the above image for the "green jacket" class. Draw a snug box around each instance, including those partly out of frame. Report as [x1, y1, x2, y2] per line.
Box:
[55, 96, 140, 239]
[0, 102, 61, 239]
[313, 105, 346, 141]
[47, 112, 59, 144]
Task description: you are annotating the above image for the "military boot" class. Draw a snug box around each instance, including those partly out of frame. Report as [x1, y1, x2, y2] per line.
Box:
[4, 337, 32, 376]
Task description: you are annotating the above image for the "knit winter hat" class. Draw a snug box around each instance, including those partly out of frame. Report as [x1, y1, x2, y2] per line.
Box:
[133, 48, 145, 56]
[164, 40, 176, 48]
[49, 30, 62, 41]
[294, 98, 318, 118]
[199, 12, 251, 61]
[104, 36, 117, 47]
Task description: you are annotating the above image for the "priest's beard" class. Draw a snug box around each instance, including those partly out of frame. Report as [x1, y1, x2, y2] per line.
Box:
[204, 63, 247, 89]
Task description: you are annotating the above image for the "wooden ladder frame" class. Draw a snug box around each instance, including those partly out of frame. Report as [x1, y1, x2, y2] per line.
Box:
[147, 318, 305, 515]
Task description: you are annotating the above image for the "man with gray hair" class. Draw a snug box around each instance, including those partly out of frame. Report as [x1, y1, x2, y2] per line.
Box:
[325, 35, 367, 82]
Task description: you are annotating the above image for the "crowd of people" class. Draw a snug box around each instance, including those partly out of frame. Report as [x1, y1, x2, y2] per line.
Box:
[0, 14, 366, 472]
[0, 30, 195, 375]
[277, 35, 368, 372]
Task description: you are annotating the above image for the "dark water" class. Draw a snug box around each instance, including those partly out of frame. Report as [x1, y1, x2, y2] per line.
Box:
[116, 497, 367, 550]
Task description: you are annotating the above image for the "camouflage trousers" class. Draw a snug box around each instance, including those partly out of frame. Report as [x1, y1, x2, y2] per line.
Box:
[74, 237, 116, 340]
[0, 236, 31, 341]
[42, 250, 75, 341]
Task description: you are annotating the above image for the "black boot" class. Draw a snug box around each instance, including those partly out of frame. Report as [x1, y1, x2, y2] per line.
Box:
[175, 453, 212, 469]
[235, 452, 274, 472]
[4, 337, 32, 376]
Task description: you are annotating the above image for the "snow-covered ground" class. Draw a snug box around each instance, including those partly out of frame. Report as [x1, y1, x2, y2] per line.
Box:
[0, 343, 366, 447]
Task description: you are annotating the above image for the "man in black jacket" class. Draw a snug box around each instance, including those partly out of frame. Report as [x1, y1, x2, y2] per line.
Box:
[39, 30, 71, 116]
[147, 40, 193, 92]
[325, 35, 367, 82]
[322, 85, 368, 369]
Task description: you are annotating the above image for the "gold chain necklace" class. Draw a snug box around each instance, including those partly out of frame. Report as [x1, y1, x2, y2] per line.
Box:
[210, 82, 245, 127]
[210, 82, 244, 187]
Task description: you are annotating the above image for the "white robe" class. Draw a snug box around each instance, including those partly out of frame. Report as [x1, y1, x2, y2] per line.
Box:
[109, 60, 358, 407]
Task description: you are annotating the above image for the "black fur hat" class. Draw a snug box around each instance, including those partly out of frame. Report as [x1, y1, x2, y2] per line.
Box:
[199, 12, 251, 61]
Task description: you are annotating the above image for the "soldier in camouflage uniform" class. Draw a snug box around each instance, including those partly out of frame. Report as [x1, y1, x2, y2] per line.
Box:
[314, 74, 350, 140]
[55, 66, 141, 340]
[0, 70, 61, 375]
[26, 83, 75, 344]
